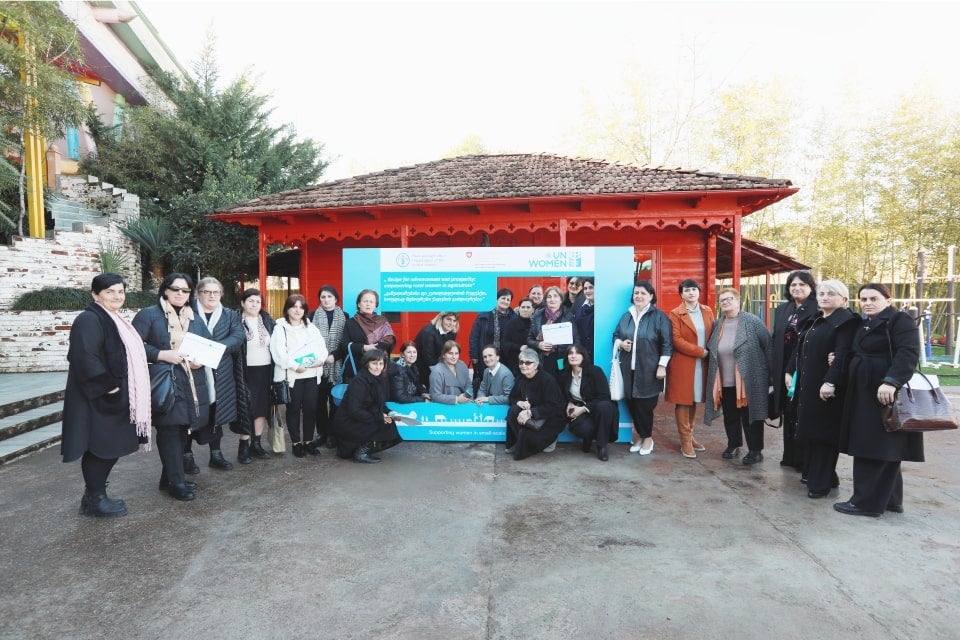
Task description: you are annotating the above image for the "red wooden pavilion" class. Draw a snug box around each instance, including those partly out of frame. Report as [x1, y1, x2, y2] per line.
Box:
[211, 153, 805, 337]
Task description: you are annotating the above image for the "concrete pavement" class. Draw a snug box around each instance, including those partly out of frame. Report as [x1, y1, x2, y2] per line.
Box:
[1, 398, 959, 640]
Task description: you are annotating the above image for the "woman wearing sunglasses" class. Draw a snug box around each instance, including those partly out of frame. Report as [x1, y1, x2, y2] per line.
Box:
[504, 348, 566, 460]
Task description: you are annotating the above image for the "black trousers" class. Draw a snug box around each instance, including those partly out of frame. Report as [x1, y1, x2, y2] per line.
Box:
[720, 387, 763, 451]
[81, 451, 118, 494]
[805, 441, 840, 493]
[626, 396, 659, 439]
[156, 424, 189, 485]
[316, 379, 337, 440]
[568, 400, 618, 448]
[286, 378, 319, 443]
[781, 402, 806, 470]
[851, 457, 903, 512]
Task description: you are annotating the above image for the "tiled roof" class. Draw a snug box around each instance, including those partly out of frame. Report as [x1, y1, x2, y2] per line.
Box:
[217, 153, 793, 214]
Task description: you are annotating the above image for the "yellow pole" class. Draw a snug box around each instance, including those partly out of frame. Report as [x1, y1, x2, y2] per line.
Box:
[20, 34, 46, 238]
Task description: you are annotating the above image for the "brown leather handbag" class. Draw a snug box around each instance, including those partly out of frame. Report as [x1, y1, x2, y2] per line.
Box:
[882, 372, 958, 433]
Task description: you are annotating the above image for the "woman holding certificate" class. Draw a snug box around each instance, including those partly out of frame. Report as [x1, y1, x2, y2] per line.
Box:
[527, 285, 579, 380]
[132, 273, 211, 502]
[270, 294, 328, 458]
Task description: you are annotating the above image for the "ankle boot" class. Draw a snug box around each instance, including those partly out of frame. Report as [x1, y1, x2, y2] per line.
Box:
[159, 476, 197, 491]
[237, 439, 253, 465]
[209, 449, 234, 470]
[183, 451, 200, 475]
[353, 445, 381, 463]
[80, 492, 128, 517]
[250, 435, 271, 459]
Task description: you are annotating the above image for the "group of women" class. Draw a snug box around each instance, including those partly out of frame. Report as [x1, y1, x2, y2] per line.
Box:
[63, 270, 922, 519]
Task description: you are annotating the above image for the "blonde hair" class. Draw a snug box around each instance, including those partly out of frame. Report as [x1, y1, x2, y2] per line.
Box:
[717, 287, 740, 301]
[818, 280, 849, 302]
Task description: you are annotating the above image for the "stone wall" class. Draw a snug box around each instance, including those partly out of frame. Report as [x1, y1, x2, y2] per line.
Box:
[0, 309, 137, 373]
[0, 175, 143, 373]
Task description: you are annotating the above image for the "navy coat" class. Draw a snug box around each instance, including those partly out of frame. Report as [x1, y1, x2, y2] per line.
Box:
[132, 304, 210, 430]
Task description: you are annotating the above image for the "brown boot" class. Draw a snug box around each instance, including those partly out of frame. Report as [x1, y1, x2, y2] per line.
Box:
[689, 404, 706, 451]
[676, 405, 696, 458]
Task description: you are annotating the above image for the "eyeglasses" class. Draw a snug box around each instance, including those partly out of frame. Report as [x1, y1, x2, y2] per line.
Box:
[167, 287, 191, 294]
[199, 290, 222, 296]
[518, 360, 536, 366]
[718, 297, 736, 304]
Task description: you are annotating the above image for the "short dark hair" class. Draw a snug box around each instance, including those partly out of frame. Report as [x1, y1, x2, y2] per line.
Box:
[158, 273, 194, 305]
[92, 273, 125, 294]
[283, 294, 309, 324]
[356, 289, 379, 309]
[496, 288, 513, 299]
[481, 344, 501, 357]
[240, 288, 262, 303]
[360, 348, 387, 371]
[317, 284, 340, 303]
[633, 280, 657, 305]
[565, 343, 593, 366]
[784, 270, 816, 298]
[516, 297, 534, 307]
[677, 278, 700, 294]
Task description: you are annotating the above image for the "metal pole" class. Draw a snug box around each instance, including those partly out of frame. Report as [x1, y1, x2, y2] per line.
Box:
[948, 245, 956, 353]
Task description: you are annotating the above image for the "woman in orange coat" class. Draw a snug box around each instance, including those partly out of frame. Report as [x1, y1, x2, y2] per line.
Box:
[664, 279, 715, 458]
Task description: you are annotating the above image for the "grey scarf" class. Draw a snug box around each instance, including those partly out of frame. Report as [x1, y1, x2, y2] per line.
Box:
[313, 306, 347, 383]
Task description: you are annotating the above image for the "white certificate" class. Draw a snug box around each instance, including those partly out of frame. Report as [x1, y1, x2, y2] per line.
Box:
[178, 332, 227, 369]
[542, 321, 574, 345]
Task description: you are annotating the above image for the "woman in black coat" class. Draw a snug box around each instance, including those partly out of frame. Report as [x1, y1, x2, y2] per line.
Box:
[132, 273, 211, 502]
[62, 273, 150, 517]
[413, 312, 459, 388]
[332, 349, 402, 463]
[613, 280, 673, 455]
[502, 297, 535, 379]
[505, 348, 567, 460]
[770, 270, 818, 472]
[786, 280, 859, 498]
[389, 341, 429, 403]
[835, 283, 922, 518]
[559, 344, 619, 461]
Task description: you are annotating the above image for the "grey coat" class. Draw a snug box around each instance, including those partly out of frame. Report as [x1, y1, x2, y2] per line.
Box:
[428, 361, 471, 404]
[704, 311, 771, 425]
[193, 304, 250, 431]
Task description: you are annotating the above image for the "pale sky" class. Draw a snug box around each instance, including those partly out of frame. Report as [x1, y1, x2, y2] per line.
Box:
[139, 1, 959, 181]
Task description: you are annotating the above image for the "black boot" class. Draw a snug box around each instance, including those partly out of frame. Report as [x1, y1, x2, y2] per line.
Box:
[353, 445, 381, 464]
[305, 439, 322, 456]
[166, 483, 195, 501]
[159, 476, 196, 491]
[183, 451, 200, 475]
[250, 435, 271, 459]
[79, 492, 128, 517]
[237, 440, 253, 465]
[209, 449, 234, 470]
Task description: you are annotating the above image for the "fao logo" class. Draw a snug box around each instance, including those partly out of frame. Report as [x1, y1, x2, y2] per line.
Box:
[395, 253, 411, 267]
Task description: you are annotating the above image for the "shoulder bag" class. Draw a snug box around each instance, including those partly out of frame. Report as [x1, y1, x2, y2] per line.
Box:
[882, 327, 958, 432]
[270, 325, 292, 405]
[149, 363, 177, 416]
[331, 343, 358, 406]
[609, 344, 625, 401]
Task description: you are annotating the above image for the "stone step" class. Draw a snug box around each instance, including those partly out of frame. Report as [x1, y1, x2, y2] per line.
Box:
[0, 401, 64, 442]
[0, 422, 61, 465]
[0, 389, 65, 420]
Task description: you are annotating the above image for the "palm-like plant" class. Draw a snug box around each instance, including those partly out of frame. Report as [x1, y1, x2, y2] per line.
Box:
[121, 216, 173, 284]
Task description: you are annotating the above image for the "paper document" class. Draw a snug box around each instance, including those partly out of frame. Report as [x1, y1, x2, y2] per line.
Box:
[289, 342, 321, 367]
[178, 332, 227, 369]
[542, 321, 574, 345]
[388, 411, 423, 426]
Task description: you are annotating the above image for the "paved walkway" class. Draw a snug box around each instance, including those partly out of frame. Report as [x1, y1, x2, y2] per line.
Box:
[1, 393, 959, 639]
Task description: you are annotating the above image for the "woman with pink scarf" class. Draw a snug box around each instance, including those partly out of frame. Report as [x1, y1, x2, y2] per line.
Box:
[62, 273, 151, 518]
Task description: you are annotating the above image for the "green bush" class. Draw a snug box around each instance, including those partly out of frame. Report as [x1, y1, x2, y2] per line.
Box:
[12, 287, 156, 311]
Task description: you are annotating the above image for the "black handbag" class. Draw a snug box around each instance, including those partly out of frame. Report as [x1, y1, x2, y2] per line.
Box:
[150, 363, 177, 416]
[270, 379, 291, 405]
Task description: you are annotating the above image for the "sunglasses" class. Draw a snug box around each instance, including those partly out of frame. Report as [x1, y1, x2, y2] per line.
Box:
[518, 360, 536, 366]
[167, 287, 191, 294]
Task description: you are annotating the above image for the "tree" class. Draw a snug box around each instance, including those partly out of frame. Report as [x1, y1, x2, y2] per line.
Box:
[0, 2, 89, 235]
[81, 43, 328, 288]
